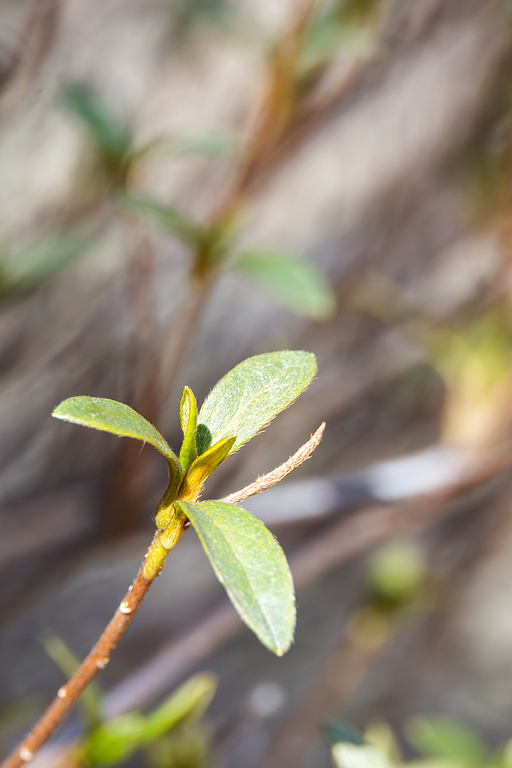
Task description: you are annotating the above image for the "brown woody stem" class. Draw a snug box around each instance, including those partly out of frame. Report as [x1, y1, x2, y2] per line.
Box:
[0, 541, 167, 768]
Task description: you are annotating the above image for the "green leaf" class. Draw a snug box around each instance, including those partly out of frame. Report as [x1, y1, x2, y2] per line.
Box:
[140, 673, 217, 744]
[80, 675, 216, 767]
[196, 350, 317, 454]
[234, 250, 335, 319]
[61, 84, 132, 166]
[406, 717, 487, 767]
[179, 386, 198, 473]
[117, 194, 203, 247]
[176, 500, 295, 654]
[81, 712, 146, 767]
[52, 397, 182, 489]
[179, 436, 235, 502]
[332, 743, 394, 768]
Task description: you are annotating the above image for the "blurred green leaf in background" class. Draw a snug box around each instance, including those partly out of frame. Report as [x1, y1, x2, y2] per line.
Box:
[234, 250, 336, 320]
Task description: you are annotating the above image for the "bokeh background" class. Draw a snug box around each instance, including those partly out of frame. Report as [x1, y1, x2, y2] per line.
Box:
[2, 1, 512, 767]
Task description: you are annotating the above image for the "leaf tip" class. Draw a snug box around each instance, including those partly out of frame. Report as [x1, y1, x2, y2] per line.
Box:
[52, 398, 76, 421]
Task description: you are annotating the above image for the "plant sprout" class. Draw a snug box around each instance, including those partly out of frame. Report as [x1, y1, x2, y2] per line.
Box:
[2, 350, 324, 768]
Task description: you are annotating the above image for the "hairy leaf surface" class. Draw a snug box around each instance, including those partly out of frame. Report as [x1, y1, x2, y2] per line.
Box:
[179, 436, 235, 502]
[179, 386, 198, 472]
[176, 500, 295, 654]
[196, 350, 317, 454]
[52, 397, 181, 481]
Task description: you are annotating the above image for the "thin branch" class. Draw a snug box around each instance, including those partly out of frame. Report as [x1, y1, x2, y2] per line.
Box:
[221, 423, 325, 505]
[213, 0, 322, 220]
[0, 562, 155, 768]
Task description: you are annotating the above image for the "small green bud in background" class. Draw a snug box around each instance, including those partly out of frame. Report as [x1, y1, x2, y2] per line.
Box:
[366, 541, 426, 605]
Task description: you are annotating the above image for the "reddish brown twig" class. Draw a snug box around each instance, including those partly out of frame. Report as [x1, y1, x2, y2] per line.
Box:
[221, 423, 325, 504]
[1, 413, 324, 767]
[0, 564, 154, 768]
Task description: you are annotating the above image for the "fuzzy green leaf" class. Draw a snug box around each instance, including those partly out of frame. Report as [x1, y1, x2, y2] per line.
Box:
[180, 436, 235, 502]
[179, 386, 198, 473]
[234, 250, 335, 319]
[140, 673, 217, 744]
[176, 500, 295, 654]
[196, 350, 317, 454]
[52, 397, 182, 484]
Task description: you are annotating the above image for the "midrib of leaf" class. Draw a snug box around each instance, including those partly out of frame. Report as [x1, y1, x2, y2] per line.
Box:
[178, 501, 285, 650]
[221, 522, 280, 648]
[202, 505, 281, 649]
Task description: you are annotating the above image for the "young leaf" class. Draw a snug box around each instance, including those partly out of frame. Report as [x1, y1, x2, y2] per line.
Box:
[234, 250, 335, 319]
[196, 350, 317, 454]
[52, 397, 182, 489]
[179, 436, 236, 502]
[179, 386, 198, 472]
[176, 500, 296, 655]
[140, 673, 217, 744]
[117, 194, 203, 247]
